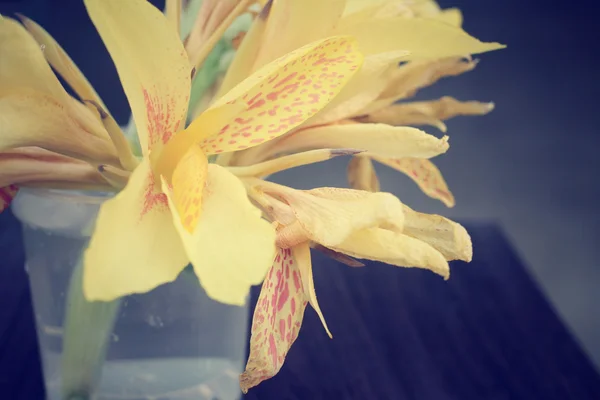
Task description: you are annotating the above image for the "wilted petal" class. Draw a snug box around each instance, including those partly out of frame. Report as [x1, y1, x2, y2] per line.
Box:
[18, 15, 107, 110]
[258, 184, 404, 247]
[0, 90, 118, 164]
[203, 36, 364, 154]
[164, 164, 276, 306]
[347, 155, 380, 192]
[336, 16, 504, 59]
[402, 205, 472, 262]
[270, 123, 449, 160]
[240, 246, 308, 393]
[0, 147, 107, 188]
[84, 159, 190, 301]
[372, 156, 455, 207]
[331, 227, 450, 279]
[363, 96, 495, 130]
[85, 0, 191, 153]
[0, 17, 69, 102]
[360, 57, 479, 115]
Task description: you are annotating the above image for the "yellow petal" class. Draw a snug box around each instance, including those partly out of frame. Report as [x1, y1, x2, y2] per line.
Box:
[347, 155, 380, 192]
[311, 50, 408, 125]
[229, 149, 360, 178]
[240, 247, 308, 393]
[258, 184, 404, 247]
[270, 123, 449, 160]
[0, 185, 18, 213]
[164, 164, 276, 306]
[372, 156, 455, 207]
[171, 145, 208, 233]
[331, 227, 450, 279]
[364, 96, 495, 130]
[83, 158, 189, 301]
[17, 15, 107, 110]
[0, 147, 107, 188]
[204, 36, 363, 154]
[0, 90, 118, 165]
[402, 205, 472, 262]
[336, 17, 505, 59]
[252, 0, 345, 69]
[85, 0, 192, 153]
[295, 242, 331, 338]
[0, 17, 68, 103]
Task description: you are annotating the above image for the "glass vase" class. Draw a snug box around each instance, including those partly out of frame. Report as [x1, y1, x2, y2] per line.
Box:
[12, 188, 249, 400]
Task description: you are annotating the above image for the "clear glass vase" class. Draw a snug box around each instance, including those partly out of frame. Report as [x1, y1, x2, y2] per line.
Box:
[12, 188, 249, 400]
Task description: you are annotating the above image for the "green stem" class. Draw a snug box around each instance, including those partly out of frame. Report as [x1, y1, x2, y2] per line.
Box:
[61, 257, 121, 400]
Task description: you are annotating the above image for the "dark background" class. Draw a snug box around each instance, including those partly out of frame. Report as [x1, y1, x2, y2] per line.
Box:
[1, 0, 599, 371]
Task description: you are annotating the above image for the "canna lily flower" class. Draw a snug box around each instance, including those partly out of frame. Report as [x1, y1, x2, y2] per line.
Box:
[78, 0, 363, 304]
[220, 0, 504, 208]
[235, 172, 472, 391]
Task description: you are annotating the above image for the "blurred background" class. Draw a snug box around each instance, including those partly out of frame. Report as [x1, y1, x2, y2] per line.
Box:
[1, 0, 598, 370]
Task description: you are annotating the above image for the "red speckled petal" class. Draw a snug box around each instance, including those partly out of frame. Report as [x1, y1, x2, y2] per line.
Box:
[203, 36, 363, 154]
[240, 246, 308, 393]
[373, 156, 455, 207]
[85, 0, 191, 154]
[0, 185, 18, 213]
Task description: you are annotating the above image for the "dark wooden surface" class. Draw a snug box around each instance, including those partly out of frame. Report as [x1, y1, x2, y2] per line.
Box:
[1, 209, 599, 400]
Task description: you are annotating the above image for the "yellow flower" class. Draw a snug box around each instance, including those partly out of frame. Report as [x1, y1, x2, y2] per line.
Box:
[0, 0, 364, 305]
[221, 0, 505, 208]
[81, 0, 364, 305]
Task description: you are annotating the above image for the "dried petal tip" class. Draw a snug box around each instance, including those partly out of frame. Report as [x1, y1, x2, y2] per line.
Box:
[313, 243, 365, 268]
[330, 148, 365, 157]
[259, 0, 273, 20]
[83, 99, 108, 119]
[97, 164, 130, 188]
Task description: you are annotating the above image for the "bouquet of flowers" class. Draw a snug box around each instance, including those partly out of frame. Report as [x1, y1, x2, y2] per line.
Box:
[0, 0, 503, 396]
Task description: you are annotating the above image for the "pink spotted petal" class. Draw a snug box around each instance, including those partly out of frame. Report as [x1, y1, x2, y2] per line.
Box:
[203, 36, 364, 154]
[240, 246, 308, 393]
[373, 156, 455, 207]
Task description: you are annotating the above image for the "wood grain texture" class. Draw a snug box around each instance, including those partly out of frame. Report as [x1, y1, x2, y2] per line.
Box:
[0, 209, 598, 399]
